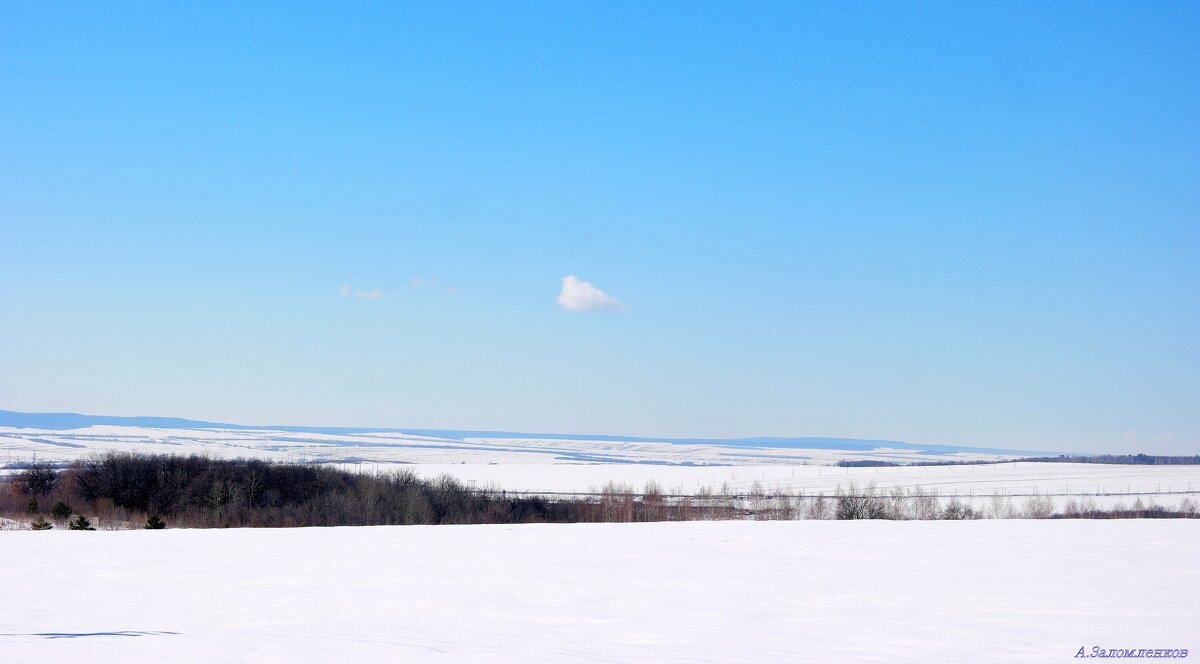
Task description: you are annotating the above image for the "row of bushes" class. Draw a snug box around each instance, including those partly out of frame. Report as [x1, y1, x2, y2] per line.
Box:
[837, 454, 1200, 468]
[21, 496, 164, 530]
[4, 453, 598, 528]
[589, 480, 1199, 521]
[4, 455, 1198, 529]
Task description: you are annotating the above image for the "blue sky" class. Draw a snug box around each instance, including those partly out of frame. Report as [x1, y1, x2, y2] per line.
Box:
[2, 2, 1197, 453]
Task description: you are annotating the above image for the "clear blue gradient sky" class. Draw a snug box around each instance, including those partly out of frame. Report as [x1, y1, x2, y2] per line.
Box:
[2, 2, 1197, 453]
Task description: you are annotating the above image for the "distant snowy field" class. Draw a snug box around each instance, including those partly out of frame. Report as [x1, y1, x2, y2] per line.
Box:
[0, 424, 1018, 467]
[2, 520, 1196, 663]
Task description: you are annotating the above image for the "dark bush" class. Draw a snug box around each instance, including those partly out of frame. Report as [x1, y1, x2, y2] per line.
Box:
[68, 514, 95, 530]
[53, 452, 600, 528]
[835, 485, 888, 520]
[941, 498, 982, 520]
[17, 462, 58, 496]
[51, 501, 73, 520]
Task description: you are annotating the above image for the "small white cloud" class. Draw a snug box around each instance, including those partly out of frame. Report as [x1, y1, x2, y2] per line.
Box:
[339, 285, 384, 300]
[442, 286, 459, 296]
[556, 275, 627, 312]
[412, 277, 436, 288]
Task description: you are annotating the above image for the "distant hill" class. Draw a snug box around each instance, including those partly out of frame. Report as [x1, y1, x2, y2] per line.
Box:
[0, 409, 1045, 456]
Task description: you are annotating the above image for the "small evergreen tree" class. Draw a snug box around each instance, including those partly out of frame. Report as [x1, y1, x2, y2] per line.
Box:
[27, 498, 39, 514]
[144, 514, 167, 529]
[68, 514, 95, 530]
[30, 516, 53, 530]
[51, 501, 72, 520]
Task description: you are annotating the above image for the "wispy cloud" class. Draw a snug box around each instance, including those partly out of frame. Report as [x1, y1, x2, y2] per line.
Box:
[556, 275, 627, 312]
[1123, 429, 1177, 445]
[413, 277, 460, 295]
[339, 285, 385, 300]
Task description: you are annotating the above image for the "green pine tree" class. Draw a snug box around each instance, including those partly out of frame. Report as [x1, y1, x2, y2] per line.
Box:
[68, 514, 95, 531]
[30, 516, 53, 530]
[51, 501, 72, 520]
[144, 514, 167, 529]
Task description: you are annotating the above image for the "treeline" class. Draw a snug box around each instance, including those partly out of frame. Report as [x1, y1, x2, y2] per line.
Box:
[1017, 454, 1200, 465]
[837, 453, 1200, 468]
[3, 453, 1197, 529]
[4, 453, 595, 528]
[836, 458, 1019, 468]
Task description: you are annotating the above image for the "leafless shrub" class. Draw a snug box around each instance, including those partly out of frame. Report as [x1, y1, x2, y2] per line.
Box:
[909, 486, 941, 520]
[805, 492, 831, 520]
[1180, 497, 1198, 517]
[642, 480, 665, 522]
[1022, 492, 1054, 519]
[987, 494, 1004, 518]
[599, 481, 635, 522]
[1062, 498, 1080, 518]
[941, 497, 981, 520]
[694, 485, 716, 520]
[773, 488, 796, 520]
[884, 486, 907, 520]
[835, 482, 888, 520]
[748, 481, 770, 520]
[1080, 496, 1098, 516]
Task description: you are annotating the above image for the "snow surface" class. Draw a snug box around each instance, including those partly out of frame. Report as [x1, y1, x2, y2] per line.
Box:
[1, 520, 1196, 663]
[0, 424, 1020, 467]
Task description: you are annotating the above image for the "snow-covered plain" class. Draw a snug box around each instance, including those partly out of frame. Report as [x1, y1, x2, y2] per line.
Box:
[1, 520, 1196, 663]
[3, 425, 1198, 512]
[0, 424, 1019, 467]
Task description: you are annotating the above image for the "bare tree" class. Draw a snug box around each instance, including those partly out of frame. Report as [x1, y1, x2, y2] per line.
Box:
[835, 482, 887, 520]
[909, 486, 941, 520]
[942, 497, 981, 519]
[1022, 492, 1054, 519]
[1062, 498, 1080, 518]
[805, 493, 831, 520]
[885, 486, 907, 520]
[16, 462, 58, 496]
[642, 480, 664, 522]
[599, 482, 635, 522]
[1179, 497, 1198, 517]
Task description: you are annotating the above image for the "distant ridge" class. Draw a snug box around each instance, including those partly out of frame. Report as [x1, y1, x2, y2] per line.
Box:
[0, 409, 1049, 456]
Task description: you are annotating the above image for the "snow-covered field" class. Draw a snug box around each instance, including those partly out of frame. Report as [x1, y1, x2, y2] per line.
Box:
[4, 425, 1197, 512]
[1, 520, 1196, 663]
[0, 424, 1017, 467]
